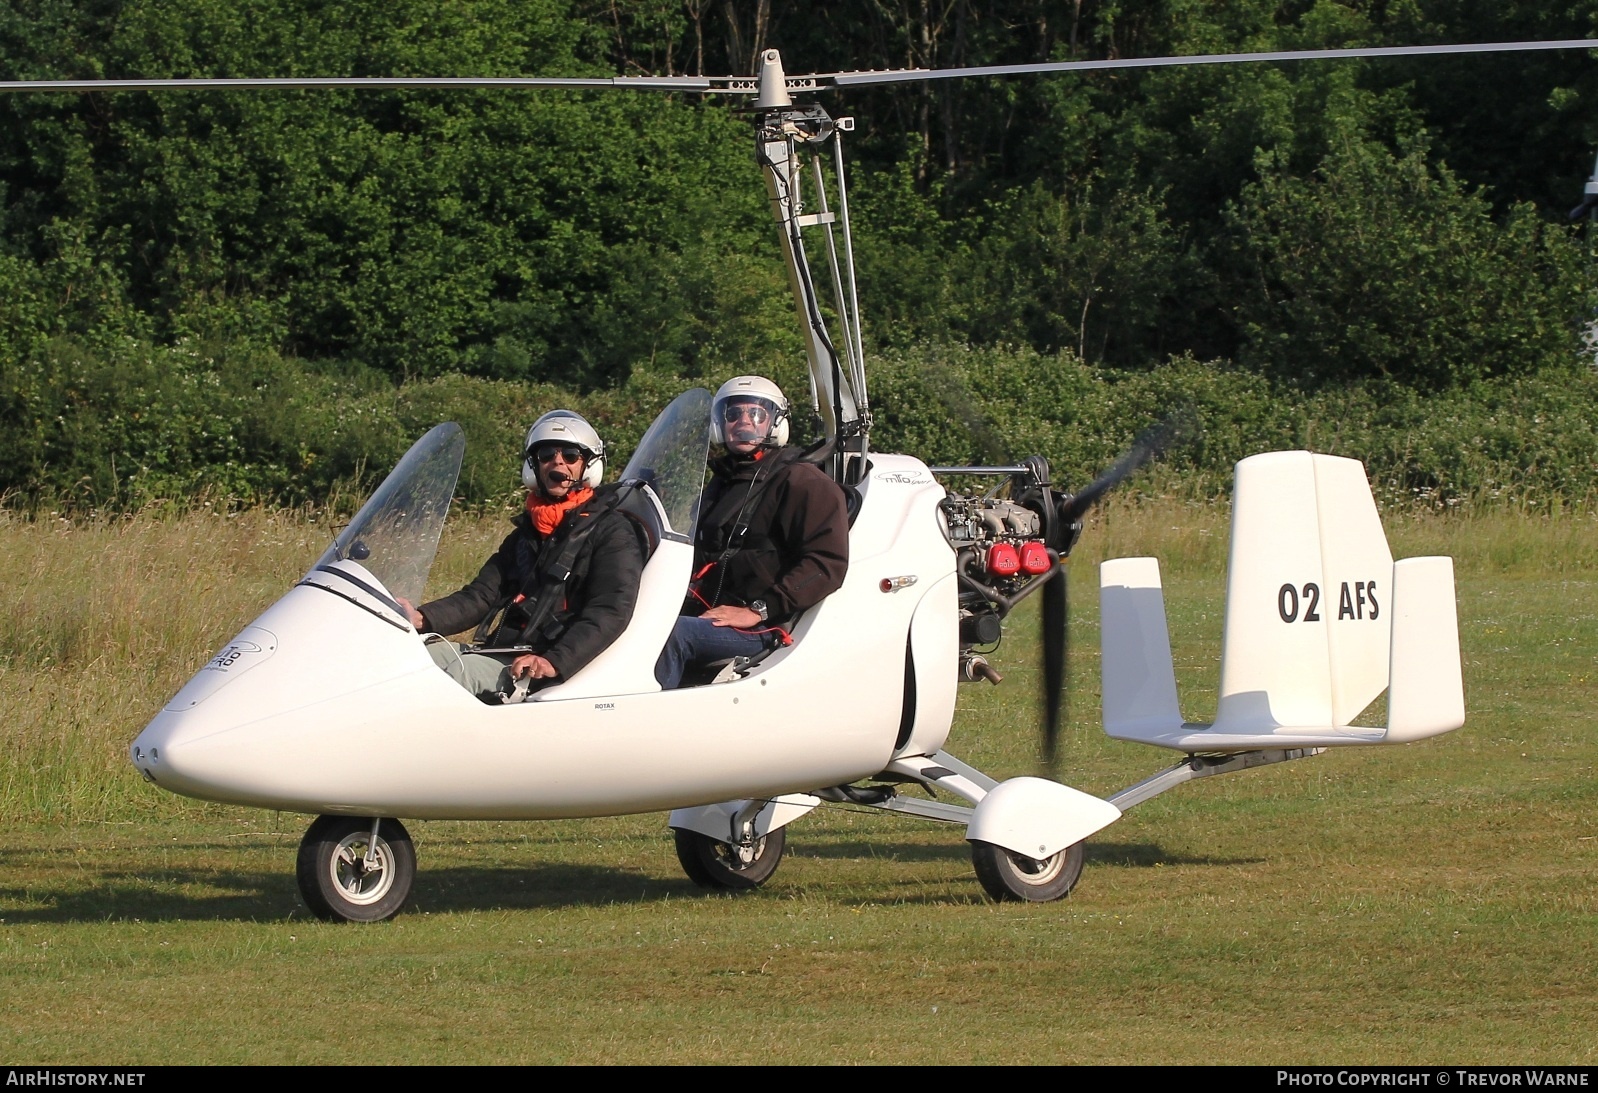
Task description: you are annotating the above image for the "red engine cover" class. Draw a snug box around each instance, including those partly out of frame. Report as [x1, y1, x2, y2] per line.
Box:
[986, 542, 1020, 577]
[1020, 540, 1052, 575]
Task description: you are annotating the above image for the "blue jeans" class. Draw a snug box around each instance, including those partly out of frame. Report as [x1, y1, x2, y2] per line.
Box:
[654, 615, 772, 689]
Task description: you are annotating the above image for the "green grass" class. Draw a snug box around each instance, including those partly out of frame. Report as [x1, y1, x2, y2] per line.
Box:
[1, 500, 1595, 1063]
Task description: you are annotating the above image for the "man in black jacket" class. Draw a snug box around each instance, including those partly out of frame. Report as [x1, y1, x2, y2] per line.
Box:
[654, 376, 848, 688]
[398, 410, 646, 702]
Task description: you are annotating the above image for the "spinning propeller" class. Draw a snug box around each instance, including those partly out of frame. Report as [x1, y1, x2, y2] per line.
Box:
[1019, 417, 1189, 770]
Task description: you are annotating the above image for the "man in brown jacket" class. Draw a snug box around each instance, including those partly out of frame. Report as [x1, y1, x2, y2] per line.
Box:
[654, 376, 848, 688]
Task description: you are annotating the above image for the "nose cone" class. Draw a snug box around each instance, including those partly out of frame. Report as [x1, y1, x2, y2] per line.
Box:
[128, 722, 165, 787]
[127, 581, 441, 810]
[129, 709, 209, 798]
[129, 699, 266, 802]
[129, 625, 284, 800]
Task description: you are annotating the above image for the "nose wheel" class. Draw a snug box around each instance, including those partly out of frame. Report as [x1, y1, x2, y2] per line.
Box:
[673, 826, 786, 890]
[296, 815, 416, 922]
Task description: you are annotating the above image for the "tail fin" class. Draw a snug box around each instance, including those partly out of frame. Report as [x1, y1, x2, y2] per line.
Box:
[1386, 556, 1465, 742]
[1215, 451, 1392, 733]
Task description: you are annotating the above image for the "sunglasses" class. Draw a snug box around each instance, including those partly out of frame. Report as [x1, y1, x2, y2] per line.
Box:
[531, 445, 584, 465]
[721, 404, 771, 425]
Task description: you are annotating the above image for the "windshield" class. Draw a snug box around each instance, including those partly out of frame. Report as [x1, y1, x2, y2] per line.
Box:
[621, 388, 711, 539]
[312, 423, 465, 605]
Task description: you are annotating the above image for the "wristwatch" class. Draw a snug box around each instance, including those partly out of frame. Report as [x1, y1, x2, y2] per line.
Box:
[750, 599, 769, 621]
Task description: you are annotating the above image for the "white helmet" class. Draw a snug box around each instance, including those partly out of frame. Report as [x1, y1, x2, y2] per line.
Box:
[522, 410, 605, 490]
[711, 375, 790, 448]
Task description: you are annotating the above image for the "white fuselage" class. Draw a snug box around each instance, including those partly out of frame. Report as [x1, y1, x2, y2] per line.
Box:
[131, 454, 958, 819]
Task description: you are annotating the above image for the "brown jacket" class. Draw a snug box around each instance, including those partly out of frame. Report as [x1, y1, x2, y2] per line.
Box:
[691, 447, 849, 619]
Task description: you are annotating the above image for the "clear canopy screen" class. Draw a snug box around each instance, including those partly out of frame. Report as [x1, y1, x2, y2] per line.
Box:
[620, 388, 711, 538]
[312, 422, 465, 605]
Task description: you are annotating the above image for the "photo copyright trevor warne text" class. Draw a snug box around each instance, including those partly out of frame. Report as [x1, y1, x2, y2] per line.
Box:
[1277, 1072, 1590, 1087]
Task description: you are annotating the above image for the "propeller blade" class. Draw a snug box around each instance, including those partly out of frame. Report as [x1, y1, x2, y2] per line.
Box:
[1034, 412, 1193, 771]
[1058, 414, 1190, 525]
[1039, 553, 1068, 772]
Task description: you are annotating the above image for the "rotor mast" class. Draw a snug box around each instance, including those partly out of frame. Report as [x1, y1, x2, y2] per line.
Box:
[753, 49, 870, 483]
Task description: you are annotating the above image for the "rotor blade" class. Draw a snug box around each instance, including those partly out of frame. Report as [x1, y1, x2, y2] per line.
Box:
[0, 75, 722, 94]
[1040, 556, 1068, 773]
[821, 38, 1598, 87]
[5, 38, 1595, 97]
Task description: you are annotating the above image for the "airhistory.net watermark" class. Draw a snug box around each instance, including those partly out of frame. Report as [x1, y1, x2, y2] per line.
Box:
[4, 1073, 146, 1087]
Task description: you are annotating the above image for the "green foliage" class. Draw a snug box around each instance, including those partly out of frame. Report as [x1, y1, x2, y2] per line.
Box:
[1231, 137, 1590, 388]
[869, 343, 1598, 506]
[7, 331, 1594, 512]
[962, 182, 1187, 363]
[0, 338, 390, 507]
[0, 336, 746, 510]
[0, 0, 780, 384]
[0, 2, 1594, 507]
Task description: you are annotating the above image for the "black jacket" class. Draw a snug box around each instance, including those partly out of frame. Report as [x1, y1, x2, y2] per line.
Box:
[692, 446, 849, 619]
[419, 491, 647, 679]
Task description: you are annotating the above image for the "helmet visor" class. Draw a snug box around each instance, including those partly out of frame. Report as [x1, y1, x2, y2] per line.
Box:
[719, 402, 772, 427]
[529, 443, 586, 466]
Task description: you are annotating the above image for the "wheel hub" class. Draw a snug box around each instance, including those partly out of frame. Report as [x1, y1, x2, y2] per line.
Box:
[1008, 848, 1067, 884]
[331, 834, 395, 905]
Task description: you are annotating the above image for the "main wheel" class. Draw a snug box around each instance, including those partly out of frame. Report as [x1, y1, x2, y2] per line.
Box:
[296, 815, 416, 922]
[673, 825, 786, 890]
[970, 839, 1085, 903]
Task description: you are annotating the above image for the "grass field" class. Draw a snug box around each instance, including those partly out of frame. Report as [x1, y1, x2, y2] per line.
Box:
[1, 499, 1594, 1064]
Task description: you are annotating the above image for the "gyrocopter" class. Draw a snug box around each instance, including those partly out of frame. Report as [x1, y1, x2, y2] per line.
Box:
[42, 40, 1503, 920]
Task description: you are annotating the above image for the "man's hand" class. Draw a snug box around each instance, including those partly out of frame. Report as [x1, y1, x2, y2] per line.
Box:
[510, 654, 560, 681]
[700, 605, 762, 629]
[395, 596, 425, 629]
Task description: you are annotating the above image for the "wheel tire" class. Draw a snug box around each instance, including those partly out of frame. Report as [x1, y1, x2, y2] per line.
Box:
[673, 825, 786, 890]
[296, 815, 416, 923]
[970, 839, 1085, 903]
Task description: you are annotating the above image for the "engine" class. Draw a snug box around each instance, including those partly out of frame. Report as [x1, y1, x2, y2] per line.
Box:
[938, 492, 1059, 684]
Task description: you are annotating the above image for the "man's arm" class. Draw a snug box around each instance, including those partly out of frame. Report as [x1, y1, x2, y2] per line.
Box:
[415, 533, 516, 636]
[540, 514, 646, 678]
[765, 464, 849, 618]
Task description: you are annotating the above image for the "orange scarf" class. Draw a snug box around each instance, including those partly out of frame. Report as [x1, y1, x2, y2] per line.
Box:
[525, 486, 594, 536]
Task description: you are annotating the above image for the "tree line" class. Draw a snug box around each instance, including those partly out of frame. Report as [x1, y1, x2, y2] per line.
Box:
[0, 1, 1595, 508]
